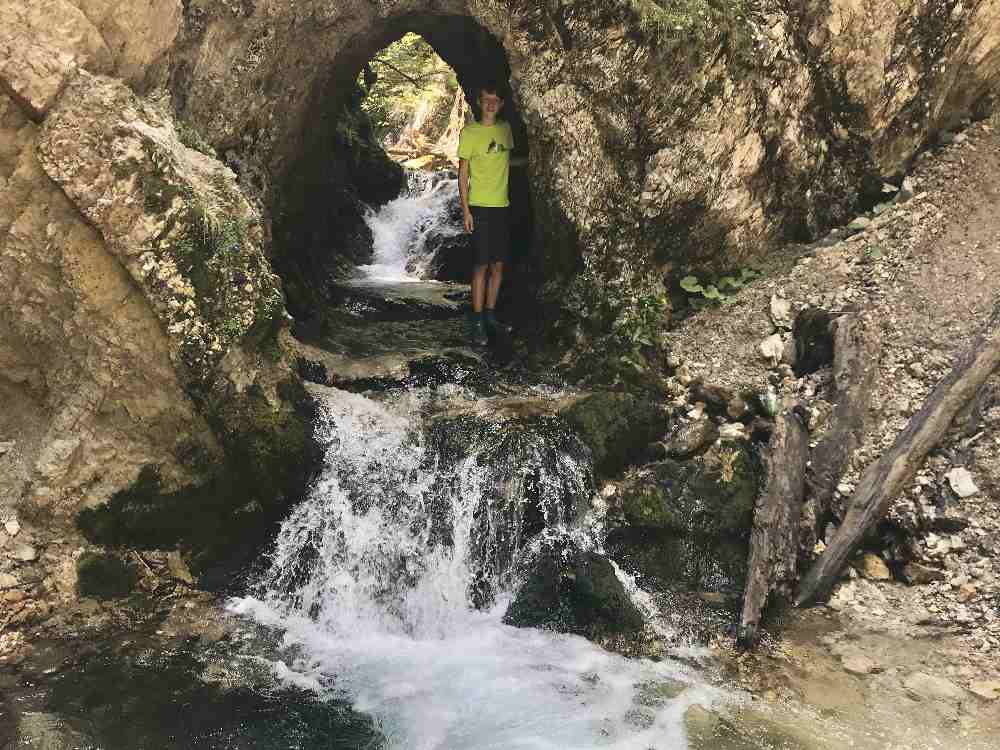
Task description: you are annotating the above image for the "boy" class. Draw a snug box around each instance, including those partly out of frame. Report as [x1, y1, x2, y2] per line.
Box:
[457, 79, 523, 345]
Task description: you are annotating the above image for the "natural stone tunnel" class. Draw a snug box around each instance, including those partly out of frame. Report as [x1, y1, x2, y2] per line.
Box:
[263, 11, 535, 320]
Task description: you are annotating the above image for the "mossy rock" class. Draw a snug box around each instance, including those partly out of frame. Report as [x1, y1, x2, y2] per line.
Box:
[614, 441, 760, 537]
[561, 392, 668, 477]
[685, 705, 815, 750]
[76, 552, 138, 600]
[77, 378, 321, 585]
[606, 527, 747, 594]
[504, 538, 644, 640]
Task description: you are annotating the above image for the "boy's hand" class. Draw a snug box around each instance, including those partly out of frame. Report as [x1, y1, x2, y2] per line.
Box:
[464, 210, 474, 234]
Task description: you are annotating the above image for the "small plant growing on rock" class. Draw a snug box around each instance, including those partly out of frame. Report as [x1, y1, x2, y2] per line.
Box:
[679, 267, 759, 307]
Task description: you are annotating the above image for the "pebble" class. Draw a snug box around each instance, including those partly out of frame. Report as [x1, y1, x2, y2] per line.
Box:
[0, 572, 18, 589]
[10, 543, 37, 562]
[758, 334, 784, 365]
[859, 553, 892, 581]
[3, 519, 19, 537]
[945, 467, 979, 498]
[903, 671, 966, 702]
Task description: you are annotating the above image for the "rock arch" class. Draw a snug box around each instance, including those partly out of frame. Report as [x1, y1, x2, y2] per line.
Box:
[1, 0, 999, 548]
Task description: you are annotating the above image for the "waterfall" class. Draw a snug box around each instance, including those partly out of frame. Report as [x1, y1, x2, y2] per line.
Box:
[231, 386, 724, 750]
[360, 171, 462, 283]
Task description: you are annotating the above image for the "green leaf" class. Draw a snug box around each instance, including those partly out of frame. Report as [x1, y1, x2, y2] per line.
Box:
[702, 285, 723, 300]
[679, 275, 704, 293]
[717, 275, 742, 290]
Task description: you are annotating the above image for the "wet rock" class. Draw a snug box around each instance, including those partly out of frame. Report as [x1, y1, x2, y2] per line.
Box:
[560, 392, 668, 477]
[857, 553, 891, 581]
[848, 217, 872, 231]
[612, 441, 760, 537]
[688, 380, 732, 416]
[661, 418, 717, 459]
[606, 527, 747, 594]
[903, 671, 966, 702]
[76, 551, 138, 600]
[504, 538, 644, 641]
[945, 467, 979, 498]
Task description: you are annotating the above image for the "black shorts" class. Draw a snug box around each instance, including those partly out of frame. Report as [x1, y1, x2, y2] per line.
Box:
[470, 206, 509, 266]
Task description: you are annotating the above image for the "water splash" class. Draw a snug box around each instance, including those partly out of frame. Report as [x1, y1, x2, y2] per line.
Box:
[231, 386, 725, 749]
[361, 171, 461, 283]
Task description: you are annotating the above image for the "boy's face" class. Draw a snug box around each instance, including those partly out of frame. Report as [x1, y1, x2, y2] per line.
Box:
[479, 91, 504, 117]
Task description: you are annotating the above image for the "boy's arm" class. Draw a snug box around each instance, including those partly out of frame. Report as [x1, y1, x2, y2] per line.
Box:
[459, 158, 473, 233]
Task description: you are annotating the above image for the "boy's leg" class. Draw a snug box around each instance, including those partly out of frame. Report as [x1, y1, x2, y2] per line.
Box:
[472, 263, 488, 312]
[485, 262, 503, 309]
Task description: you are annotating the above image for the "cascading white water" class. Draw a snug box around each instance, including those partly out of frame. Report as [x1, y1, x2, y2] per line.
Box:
[360, 171, 462, 283]
[231, 385, 727, 750]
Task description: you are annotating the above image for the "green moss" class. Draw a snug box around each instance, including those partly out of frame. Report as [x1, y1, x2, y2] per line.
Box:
[76, 380, 319, 580]
[561, 392, 668, 476]
[176, 120, 217, 157]
[616, 441, 761, 537]
[76, 552, 138, 600]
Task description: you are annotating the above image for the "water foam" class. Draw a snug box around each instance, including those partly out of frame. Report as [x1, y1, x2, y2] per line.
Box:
[231, 386, 724, 749]
[361, 171, 461, 283]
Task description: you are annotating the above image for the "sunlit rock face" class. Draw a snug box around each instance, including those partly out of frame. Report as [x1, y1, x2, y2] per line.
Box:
[1, 0, 998, 530]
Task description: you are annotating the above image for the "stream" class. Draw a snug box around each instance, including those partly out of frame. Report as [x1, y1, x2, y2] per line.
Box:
[3, 170, 869, 750]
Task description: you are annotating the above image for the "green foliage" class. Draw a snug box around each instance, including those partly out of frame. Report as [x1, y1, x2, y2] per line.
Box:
[613, 290, 670, 371]
[678, 267, 760, 307]
[359, 33, 458, 142]
[628, 0, 760, 65]
[176, 120, 217, 157]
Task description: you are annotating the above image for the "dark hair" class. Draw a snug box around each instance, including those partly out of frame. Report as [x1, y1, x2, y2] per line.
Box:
[478, 78, 506, 100]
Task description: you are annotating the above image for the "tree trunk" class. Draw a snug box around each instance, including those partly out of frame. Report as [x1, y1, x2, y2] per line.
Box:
[796, 300, 1000, 606]
[801, 313, 882, 548]
[738, 404, 809, 648]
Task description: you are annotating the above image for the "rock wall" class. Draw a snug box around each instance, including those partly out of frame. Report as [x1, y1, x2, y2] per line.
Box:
[0, 0, 998, 592]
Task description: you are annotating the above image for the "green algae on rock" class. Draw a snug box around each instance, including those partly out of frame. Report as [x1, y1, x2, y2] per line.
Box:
[75, 552, 139, 600]
[560, 392, 670, 477]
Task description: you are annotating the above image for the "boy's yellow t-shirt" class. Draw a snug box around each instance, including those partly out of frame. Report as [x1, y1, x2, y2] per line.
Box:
[457, 121, 514, 208]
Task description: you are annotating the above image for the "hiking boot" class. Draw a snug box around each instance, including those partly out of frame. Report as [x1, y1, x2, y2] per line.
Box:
[467, 316, 488, 346]
[483, 309, 512, 335]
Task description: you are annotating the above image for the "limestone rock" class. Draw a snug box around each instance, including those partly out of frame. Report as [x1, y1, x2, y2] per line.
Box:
[0, 572, 18, 589]
[841, 652, 881, 676]
[857, 553, 891, 581]
[759, 334, 785, 366]
[945, 467, 980, 498]
[770, 294, 792, 330]
[10, 543, 38, 562]
[903, 671, 966, 702]
[0, 0, 113, 119]
[968, 680, 1000, 701]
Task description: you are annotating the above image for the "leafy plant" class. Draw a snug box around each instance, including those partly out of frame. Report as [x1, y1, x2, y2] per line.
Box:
[679, 267, 760, 306]
[614, 290, 670, 371]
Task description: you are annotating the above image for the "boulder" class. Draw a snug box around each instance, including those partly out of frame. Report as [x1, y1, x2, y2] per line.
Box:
[504, 536, 644, 641]
[76, 551, 138, 600]
[611, 441, 761, 537]
[560, 392, 670, 477]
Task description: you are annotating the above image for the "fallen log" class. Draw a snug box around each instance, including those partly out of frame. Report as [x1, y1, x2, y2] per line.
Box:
[737, 404, 809, 648]
[802, 313, 882, 546]
[796, 300, 1000, 606]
